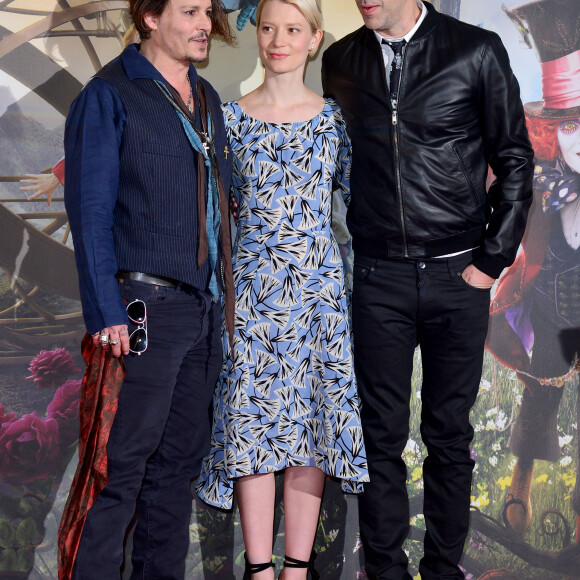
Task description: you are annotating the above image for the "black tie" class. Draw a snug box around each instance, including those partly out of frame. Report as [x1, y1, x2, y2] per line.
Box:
[384, 39, 406, 110]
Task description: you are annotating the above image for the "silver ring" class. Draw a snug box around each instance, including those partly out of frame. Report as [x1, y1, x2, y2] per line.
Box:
[99, 334, 110, 343]
[110, 338, 121, 345]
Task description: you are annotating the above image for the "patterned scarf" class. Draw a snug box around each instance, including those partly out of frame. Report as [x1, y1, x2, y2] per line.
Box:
[57, 334, 126, 580]
[155, 80, 220, 297]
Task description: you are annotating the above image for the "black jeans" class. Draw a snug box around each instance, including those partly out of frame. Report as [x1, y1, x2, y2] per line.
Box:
[352, 252, 490, 580]
[73, 281, 222, 580]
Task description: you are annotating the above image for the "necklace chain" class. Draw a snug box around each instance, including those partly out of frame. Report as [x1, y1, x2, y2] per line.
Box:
[186, 73, 210, 155]
[186, 73, 193, 115]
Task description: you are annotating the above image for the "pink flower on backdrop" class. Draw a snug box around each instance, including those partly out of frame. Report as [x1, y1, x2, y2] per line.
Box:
[0, 413, 61, 485]
[47, 380, 81, 445]
[0, 404, 16, 426]
[27, 348, 81, 389]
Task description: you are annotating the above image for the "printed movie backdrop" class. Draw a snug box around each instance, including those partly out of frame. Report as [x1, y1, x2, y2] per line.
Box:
[0, 0, 578, 578]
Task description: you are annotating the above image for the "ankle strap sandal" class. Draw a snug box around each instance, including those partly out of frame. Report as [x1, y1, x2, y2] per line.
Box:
[243, 552, 275, 580]
[283, 549, 320, 580]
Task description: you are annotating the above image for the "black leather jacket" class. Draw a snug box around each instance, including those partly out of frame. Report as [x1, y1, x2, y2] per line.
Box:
[322, 2, 534, 279]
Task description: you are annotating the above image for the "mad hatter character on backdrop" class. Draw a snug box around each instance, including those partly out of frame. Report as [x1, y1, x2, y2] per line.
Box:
[487, 0, 580, 538]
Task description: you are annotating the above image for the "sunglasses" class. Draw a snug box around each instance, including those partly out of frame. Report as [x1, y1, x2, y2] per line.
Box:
[127, 299, 148, 355]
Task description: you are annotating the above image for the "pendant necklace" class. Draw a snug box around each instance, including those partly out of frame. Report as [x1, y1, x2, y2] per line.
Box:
[185, 72, 210, 156]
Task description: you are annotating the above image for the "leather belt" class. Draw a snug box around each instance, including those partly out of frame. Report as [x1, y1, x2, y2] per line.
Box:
[117, 271, 179, 288]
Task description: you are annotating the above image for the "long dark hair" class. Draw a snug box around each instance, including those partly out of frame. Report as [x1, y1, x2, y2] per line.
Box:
[129, 0, 235, 44]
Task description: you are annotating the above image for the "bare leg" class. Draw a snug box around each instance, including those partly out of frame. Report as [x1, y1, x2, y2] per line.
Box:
[280, 466, 325, 579]
[236, 473, 276, 579]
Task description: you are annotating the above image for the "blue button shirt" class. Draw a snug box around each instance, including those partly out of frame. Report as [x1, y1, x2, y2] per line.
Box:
[64, 44, 202, 334]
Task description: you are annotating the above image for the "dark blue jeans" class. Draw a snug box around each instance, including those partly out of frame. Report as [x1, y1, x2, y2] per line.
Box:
[73, 280, 222, 580]
[352, 252, 490, 580]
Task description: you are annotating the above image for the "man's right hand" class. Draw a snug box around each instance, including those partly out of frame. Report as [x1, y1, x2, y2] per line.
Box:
[92, 324, 130, 357]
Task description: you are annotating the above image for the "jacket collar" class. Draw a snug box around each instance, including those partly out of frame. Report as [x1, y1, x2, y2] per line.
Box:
[409, 0, 439, 43]
[120, 43, 200, 86]
[360, 0, 439, 48]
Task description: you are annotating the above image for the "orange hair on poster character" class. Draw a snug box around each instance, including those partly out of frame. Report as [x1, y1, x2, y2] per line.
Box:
[525, 113, 560, 163]
[526, 114, 562, 162]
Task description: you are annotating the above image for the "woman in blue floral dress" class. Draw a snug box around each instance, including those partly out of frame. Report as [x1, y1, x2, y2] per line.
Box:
[197, 0, 368, 577]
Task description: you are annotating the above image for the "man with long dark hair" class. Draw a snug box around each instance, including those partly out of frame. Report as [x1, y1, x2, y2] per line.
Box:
[62, 1, 234, 577]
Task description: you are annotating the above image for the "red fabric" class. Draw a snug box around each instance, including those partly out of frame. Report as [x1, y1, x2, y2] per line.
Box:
[52, 158, 65, 185]
[541, 49, 580, 109]
[486, 250, 535, 373]
[57, 334, 125, 580]
[485, 188, 550, 373]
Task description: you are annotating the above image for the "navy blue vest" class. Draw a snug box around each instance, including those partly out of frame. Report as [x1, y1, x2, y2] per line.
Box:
[95, 57, 231, 290]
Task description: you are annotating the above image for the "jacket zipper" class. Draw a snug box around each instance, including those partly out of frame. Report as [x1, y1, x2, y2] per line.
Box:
[392, 50, 408, 257]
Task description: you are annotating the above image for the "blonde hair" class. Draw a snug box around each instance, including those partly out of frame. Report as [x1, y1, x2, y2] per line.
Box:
[256, 0, 322, 33]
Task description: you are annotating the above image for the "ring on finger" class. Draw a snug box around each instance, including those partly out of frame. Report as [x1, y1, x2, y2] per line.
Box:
[99, 334, 110, 344]
[110, 338, 121, 345]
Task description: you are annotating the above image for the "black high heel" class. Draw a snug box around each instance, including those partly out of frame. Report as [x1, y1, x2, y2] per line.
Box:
[243, 552, 275, 580]
[282, 549, 320, 580]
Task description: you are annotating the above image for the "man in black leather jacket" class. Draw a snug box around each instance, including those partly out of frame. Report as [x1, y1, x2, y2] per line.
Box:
[322, 1, 534, 578]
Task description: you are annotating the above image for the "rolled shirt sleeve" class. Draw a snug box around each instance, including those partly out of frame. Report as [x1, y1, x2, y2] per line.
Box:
[64, 78, 128, 334]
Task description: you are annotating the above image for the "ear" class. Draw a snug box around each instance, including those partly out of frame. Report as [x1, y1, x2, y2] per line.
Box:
[144, 12, 157, 31]
[309, 29, 323, 55]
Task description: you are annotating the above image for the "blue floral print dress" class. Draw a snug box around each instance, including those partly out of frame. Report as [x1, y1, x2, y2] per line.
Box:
[197, 99, 368, 509]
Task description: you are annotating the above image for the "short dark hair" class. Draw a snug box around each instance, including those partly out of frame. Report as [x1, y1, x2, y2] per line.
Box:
[129, 0, 235, 44]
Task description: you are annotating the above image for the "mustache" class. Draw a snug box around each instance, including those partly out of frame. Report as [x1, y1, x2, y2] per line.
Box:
[189, 33, 209, 41]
